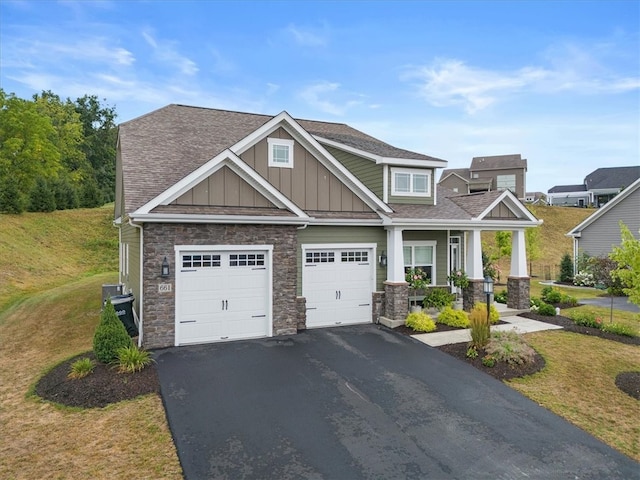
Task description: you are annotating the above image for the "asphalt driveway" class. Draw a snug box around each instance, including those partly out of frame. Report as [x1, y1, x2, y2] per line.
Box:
[155, 325, 638, 480]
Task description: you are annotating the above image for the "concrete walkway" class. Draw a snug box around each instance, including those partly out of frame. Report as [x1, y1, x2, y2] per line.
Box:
[412, 303, 563, 347]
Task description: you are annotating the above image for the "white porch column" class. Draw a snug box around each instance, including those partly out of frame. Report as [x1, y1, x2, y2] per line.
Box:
[466, 229, 484, 280]
[386, 227, 406, 283]
[510, 229, 528, 277]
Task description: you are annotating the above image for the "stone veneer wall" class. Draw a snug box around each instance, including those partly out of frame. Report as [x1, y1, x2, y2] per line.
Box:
[463, 279, 485, 311]
[507, 276, 530, 310]
[372, 291, 385, 323]
[384, 282, 408, 321]
[296, 296, 307, 330]
[142, 223, 298, 349]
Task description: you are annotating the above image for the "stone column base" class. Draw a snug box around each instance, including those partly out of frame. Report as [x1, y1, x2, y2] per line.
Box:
[507, 277, 530, 310]
[384, 281, 409, 321]
[463, 280, 485, 311]
[296, 297, 307, 331]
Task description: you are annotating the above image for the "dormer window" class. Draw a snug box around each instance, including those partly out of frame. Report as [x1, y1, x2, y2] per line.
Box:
[391, 168, 431, 197]
[268, 138, 294, 168]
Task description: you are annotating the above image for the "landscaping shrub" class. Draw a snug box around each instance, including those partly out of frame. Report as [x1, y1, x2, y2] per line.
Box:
[541, 286, 562, 304]
[537, 302, 557, 316]
[494, 289, 508, 304]
[405, 311, 436, 333]
[559, 294, 578, 307]
[423, 288, 455, 310]
[93, 300, 132, 363]
[470, 302, 500, 324]
[485, 331, 536, 365]
[68, 357, 96, 379]
[601, 323, 637, 337]
[530, 297, 543, 311]
[115, 345, 155, 373]
[559, 253, 574, 283]
[468, 308, 490, 350]
[437, 306, 470, 328]
[573, 271, 595, 287]
[481, 355, 496, 367]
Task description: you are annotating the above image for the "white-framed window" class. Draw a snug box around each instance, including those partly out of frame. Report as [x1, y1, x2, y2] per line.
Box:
[403, 241, 436, 285]
[391, 168, 431, 197]
[496, 174, 516, 192]
[268, 138, 294, 168]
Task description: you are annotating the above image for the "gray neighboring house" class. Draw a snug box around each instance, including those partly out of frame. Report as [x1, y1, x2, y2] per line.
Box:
[548, 166, 640, 207]
[567, 177, 640, 263]
[438, 154, 527, 200]
[115, 105, 541, 349]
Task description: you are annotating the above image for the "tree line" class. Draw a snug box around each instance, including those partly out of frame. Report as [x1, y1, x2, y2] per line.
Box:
[0, 89, 118, 213]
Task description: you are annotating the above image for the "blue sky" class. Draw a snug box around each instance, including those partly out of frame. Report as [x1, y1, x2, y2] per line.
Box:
[1, 0, 638, 194]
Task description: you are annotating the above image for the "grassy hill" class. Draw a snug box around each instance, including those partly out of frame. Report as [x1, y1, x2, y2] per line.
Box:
[0, 204, 118, 312]
[483, 205, 595, 281]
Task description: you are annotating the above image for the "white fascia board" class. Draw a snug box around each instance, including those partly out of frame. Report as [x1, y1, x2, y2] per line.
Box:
[474, 190, 538, 222]
[314, 135, 448, 168]
[306, 218, 384, 227]
[130, 213, 310, 225]
[384, 218, 543, 230]
[230, 112, 393, 214]
[132, 148, 308, 219]
[567, 177, 640, 237]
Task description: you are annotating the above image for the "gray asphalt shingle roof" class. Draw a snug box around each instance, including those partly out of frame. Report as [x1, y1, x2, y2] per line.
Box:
[470, 154, 527, 171]
[119, 104, 442, 213]
[389, 188, 504, 220]
[584, 166, 640, 190]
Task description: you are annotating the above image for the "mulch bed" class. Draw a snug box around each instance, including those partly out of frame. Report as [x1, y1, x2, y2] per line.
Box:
[395, 313, 639, 399]
[34, 351, 159, 408]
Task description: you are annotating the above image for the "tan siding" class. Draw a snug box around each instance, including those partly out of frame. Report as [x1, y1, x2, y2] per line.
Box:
[297, 226, 387, 294]
[440, 175, 468, 194]
[487, 202, 516, 218]
[305, 152, 318, 210]
[210, 171, 224, 205]
[192, 181, 208, 205]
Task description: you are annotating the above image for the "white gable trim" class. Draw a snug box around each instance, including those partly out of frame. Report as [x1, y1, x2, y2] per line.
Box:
[229, 112, 393, 214]
[132, 149, 309, 219]
[567, 177, 640, 237]
[315, 135, 448, 169]
[474, 190, 539, 222]
[439, 171, 470, 184]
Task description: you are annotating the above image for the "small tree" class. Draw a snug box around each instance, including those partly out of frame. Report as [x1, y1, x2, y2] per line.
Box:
[610, 222, 640, 306]
[28, 176, 56, 212]
[559, 253, 574, 283]
[0, 175, 26, 214]
[525, 227, 542, 276]
[93, 300, 132, 363]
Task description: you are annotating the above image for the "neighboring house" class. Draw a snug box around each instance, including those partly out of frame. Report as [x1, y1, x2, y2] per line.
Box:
[438, 154, 527, 199]
[525, 192, 547, 205]
[116, 105, 541, 349]
[566, 177, 640, 263]
[548, 166, 640, 207]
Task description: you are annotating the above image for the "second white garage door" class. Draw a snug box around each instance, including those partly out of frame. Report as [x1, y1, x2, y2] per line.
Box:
[302, 244, 375, 328]
[175, 247, 271, 345]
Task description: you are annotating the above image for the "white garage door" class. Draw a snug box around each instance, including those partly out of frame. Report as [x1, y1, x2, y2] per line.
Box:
[303, 245, 375, 328]
[176, 248, 271, 345]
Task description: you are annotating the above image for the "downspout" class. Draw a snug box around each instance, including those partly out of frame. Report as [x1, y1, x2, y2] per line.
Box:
[128, 218, 144, 348]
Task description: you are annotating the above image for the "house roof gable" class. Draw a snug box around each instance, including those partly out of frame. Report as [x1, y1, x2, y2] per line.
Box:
[438, 168, 470, 184]
[470, 154, 527, 172]
[584, 166, 640, 190]
[567, 177, 640, 237]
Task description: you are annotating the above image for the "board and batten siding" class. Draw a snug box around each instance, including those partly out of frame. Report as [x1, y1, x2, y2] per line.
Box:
[296, 226, 387, 295]
[577, 187, 640, 257]
[119, 221, 141, 317]
[324, 145, 384, 199]
[403, 230, 449, 285]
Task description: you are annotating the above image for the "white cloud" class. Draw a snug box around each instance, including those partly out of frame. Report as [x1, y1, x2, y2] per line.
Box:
[403, 39, 639, 114]
[285, 23, 328, 47]
[297, 81, 363, 116]
[140, 30, 198, 76]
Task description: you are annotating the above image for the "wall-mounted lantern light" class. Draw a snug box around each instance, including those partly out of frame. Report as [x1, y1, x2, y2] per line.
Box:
[161, 257, 170, 277]
[379, 251, 387, 268]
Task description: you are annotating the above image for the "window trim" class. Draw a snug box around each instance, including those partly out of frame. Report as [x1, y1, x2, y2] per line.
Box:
[267, 138, 294, 168]
[391, 167, 431, 197]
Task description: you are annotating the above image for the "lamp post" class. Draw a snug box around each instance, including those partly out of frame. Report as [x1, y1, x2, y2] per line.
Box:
[483, 275, 494, 323]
